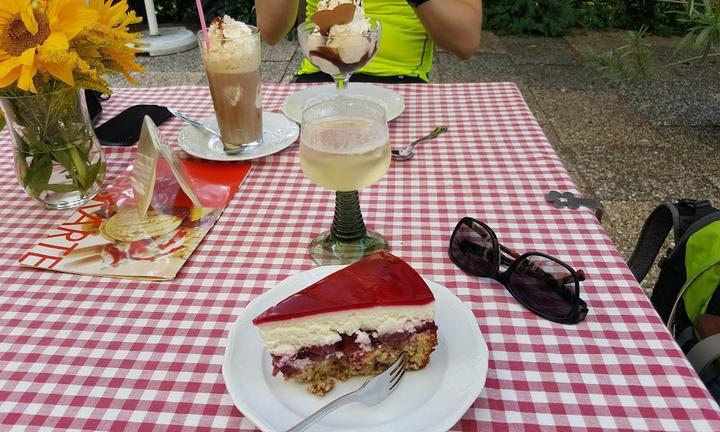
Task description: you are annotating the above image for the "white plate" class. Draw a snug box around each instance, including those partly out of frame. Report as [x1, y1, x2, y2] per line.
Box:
[282, 83, 405, 123]
[176, 112, 299, 161]
[223, 266, 488, 432]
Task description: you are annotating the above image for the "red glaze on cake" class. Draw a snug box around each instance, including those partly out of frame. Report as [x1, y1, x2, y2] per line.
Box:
[252, 251, 433, 324]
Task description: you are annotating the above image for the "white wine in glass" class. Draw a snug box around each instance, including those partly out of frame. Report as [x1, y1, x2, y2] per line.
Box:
[300, 99, 390, 265]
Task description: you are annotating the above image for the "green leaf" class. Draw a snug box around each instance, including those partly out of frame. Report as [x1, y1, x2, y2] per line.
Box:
[50, 148, 75, 175]
[696, 25, 713, 46]
[676, 32, 696, 53]
[79, 161, 103, 194]
[24, 153, 53, 195]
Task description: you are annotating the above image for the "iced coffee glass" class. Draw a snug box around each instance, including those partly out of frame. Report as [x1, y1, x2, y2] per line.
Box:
[198, 26, 262, 154]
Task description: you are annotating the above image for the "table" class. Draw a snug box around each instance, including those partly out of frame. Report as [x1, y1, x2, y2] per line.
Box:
[1, 83, 719, 431]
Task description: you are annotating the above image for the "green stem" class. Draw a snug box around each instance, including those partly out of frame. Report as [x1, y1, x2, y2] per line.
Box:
[330, 191, 367, 242]
[42, 100, 52, 138]
[334, 74, 351, 92]
[70, 145, 87, 182]
[665, 51, 720, 66]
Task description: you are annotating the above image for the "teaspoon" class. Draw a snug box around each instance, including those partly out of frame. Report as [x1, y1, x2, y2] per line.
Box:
[391, 126, 447, 161]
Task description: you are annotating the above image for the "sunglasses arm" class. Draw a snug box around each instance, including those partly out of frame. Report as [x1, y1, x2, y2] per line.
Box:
[514, 255, 586, 287]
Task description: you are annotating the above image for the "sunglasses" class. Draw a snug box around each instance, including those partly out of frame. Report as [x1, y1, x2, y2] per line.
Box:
[449, 217, 588, 324]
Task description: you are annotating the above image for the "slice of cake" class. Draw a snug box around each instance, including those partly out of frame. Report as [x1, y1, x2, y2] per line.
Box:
[252, 252, 438, 395]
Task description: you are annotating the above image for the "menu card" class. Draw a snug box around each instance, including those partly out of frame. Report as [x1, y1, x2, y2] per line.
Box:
[19, 117, 252, 280]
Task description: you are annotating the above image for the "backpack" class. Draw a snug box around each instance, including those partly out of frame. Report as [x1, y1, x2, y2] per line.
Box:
[627, 199, 720, 402]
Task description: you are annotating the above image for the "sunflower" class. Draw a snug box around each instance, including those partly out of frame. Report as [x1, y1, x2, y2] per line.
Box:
[87, 0, 144, 84]
[90, 0, 134, 29]
[0, 0, 98, 93]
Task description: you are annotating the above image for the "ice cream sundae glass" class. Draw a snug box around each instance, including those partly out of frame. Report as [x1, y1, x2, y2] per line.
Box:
[297, 0, 381, 92]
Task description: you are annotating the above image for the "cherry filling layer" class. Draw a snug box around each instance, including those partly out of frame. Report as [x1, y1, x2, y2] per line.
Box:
[271, 321, 438, 377]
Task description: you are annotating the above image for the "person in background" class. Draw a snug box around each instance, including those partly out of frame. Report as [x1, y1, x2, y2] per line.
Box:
[255, 0, 483, 83]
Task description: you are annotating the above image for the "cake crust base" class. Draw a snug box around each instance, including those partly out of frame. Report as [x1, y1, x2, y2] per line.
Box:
[285, 330, 437, 396]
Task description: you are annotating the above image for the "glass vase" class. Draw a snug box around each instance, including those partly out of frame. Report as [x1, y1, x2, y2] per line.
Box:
[0, 88, 106, 210]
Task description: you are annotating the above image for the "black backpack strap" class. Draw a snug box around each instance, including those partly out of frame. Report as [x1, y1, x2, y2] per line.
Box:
[684, 199, 718, 223]
[627, 203, 680, 282]
[627, 199, 717, 283]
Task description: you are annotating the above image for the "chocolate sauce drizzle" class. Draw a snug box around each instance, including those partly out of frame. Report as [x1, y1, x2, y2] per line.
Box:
[309, 41, 378, 74]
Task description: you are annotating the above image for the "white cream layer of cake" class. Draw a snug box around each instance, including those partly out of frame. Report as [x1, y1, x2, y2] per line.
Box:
[256, 303, 434, 356]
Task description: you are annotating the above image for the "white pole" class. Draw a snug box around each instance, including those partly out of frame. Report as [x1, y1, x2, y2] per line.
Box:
[137, 0, 196, 56]
[143, 0, 160, 36]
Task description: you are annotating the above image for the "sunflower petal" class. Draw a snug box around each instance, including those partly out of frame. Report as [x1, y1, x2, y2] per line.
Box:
[18, 48, 36, 66]
[44, 61, 74, 87]
[51, 0, 99, 41]
[0, 55, 23, 78]
[43, 32, 69, 51]
[20, 4, 38, 35]
[0, 0, 24, 22]
[17, 63, 37, 93]
[0, 65, 21, 89]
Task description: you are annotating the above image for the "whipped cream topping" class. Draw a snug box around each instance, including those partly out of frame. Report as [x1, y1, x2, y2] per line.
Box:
[327, 1, 370, 36]
[203, 15, 260, 72]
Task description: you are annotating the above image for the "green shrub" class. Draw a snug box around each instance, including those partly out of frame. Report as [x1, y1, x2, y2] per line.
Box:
[676, 0, 720, 57]
[585, 26, 654, 84]
[585, 1, 720, 84]
[128, 0, 256, 28]
[482, 0, 686, 36]
[573, 0, 630, 30]
[483, 0, 577, 36]
[609, 0, 684, 35]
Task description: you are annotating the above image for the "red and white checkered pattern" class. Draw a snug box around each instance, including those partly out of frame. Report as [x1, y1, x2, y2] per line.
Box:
[1, 83, 718, 431]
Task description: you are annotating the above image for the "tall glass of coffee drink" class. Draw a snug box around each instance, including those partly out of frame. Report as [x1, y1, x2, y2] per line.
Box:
[198, 16, 262, 153]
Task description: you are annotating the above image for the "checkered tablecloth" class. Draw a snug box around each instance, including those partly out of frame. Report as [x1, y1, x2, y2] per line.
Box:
[1, 83, 719, 431]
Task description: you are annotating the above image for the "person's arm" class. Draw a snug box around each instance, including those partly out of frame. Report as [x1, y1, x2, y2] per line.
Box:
[255, 0, 300, 45]
[411, 0, 482, 59]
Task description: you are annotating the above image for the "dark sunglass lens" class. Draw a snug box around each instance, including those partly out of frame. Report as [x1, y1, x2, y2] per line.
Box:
[507, 254, 580, 320]
[450, 220, 496, 276]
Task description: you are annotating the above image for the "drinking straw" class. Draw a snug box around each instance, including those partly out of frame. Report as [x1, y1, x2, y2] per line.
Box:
[195, 0, 209, 49]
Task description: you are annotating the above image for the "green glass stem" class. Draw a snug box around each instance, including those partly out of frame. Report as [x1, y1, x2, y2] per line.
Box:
[330, 190, 366, 242]
[334, 74, 351, 92]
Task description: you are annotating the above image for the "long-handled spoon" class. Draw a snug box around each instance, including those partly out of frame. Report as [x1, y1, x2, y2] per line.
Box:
[167, 107, 222, 139]
[391, 126, 447, 161]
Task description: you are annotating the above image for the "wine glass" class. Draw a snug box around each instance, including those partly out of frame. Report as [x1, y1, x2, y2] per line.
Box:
[300, 98, 390, 265]
[297, 18, 381, 92]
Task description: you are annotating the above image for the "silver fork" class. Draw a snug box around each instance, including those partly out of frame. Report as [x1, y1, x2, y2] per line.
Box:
[286, 353, 406, 432]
